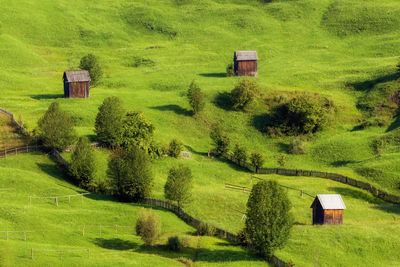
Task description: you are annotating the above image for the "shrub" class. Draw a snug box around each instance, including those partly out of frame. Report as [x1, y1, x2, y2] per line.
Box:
[275, 153, 287, 167]
[232, 144, 247, 166]
[168, 139, 183, 158]
[179, 235, 192, 248]
[164, 164, 192, 207]
[187, 80, 205, 115]
[69, 136, 96, 188]
[197, 222, 216, 236]
[107, 146, 153, 202]
[79, 53, 103, 86]
[210, 124, 230, 156]
[136, 208, 161, 246]
[121, 111, 155, 152]
[177, 257, 194, 267]
[226, 63, 235, 77]
[250, 152, 264, 173]
[288, 138, 306, 155]
[167, 236, 182, 252]
[230, 79, 260, 111]
[95, 96, 125, 148]
[245, 180, 292, 258]
[37, 102, 76, 151]
[237, 228, 250, 246]
[268, 93, 333, 136]
[357, 118, 387, 130]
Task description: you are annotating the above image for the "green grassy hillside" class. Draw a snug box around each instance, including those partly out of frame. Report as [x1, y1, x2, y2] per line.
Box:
[0, 153, 268, 266]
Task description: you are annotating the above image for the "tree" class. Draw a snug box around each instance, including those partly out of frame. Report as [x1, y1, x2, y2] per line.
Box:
[230, 79, 259, 111]
[107, 146, 153, 202]
[69, 136, 96, 188]
[245, 180, 292, 258]
[136, 208, 161, 245]
[232, 144, 247, 166]
[37, 102, 76, 151]
[210, 124, 230, 156]
[79, 53, 103, 86]
[275, 153, 287, 167]
[95, 96, 125, 148]
[164, 164, 192, 207]
[121, 111, 155, 152]
[168, 138, 183, 158]
[250, 152, 264, 173]
[187, 80, 205, 115]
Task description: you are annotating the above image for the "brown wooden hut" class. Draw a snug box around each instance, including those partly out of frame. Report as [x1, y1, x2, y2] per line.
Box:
[234, 51, 258, 77]
[310, 194, 346, 225]
[63, 70, 91, 98]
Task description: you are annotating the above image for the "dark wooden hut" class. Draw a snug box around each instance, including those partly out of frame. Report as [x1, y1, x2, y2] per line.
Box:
[234, 51, 258, 77]
[310, 194, 346, 225]
[63, 70, 91, 98]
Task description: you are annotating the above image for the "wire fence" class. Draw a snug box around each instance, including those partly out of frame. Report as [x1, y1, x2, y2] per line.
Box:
[82, 225, 135, 236]
[29, 193, 90, 206]
[0, 231, 34, 241]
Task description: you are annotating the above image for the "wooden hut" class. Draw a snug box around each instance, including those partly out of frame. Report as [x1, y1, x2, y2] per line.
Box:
[234, 51, 258, 77]
[310, 194, 346, 225]
[63, 70, 91, 98]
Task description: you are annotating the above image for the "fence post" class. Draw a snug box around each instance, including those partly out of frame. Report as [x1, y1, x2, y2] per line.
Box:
[16, 147, 18, 155]
[6, 231, 8, 240]
[88, 249, 90, 259]
[26, 145, 29, 153]
[24, 231, 27, 241]
[4, 149, 6, 158]
[55, 197, 58, 207]
[300, 190, 303, 198]
[82, 225, 85, 236]
[31, 248, 33, 260]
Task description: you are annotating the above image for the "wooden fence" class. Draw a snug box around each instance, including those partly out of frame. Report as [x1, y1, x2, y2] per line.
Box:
[0, 230, 33, 241]
[0, 107, 29, 136]
[0, 145, 42, 159]
[223, 153, 400, 204]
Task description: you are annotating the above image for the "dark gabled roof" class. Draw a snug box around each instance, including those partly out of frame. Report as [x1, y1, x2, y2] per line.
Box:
[64, 70, 91, 82]
[234, 51, 258, 61]
[311, 194, 346, 210]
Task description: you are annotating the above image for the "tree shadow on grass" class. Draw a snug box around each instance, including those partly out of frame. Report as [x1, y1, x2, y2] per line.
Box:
[184, 145, 208, 157]
[36, 162, 73, 184]
[331, 160, 359, 167]
[198, 73, 227, 78]
[349, 73, 399, 92]
[94, 238, 138, 250]
[213, 92, 233, 111]
[30, 94, 64, 100]
[217, 156, 250, 173]
[328, 187, 383, 205]
[251, 113, 269, 133]
[373, 203, 400, 215]
[386, 115, 400, 132]
[150, 105, 192, 116]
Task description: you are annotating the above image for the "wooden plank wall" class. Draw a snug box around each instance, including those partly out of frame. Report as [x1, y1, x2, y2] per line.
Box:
[237, 61, 257, 76]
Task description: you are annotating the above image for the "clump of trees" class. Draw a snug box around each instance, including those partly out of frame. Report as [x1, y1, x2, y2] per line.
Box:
[232, 144, 247, 166]
[210, 124, 230, 156]
[245, 180, 292, 258]
[230, 79, 260, 111]
[37, 102, 76, 151]
[69, 136, 96, 188]
[187, 81, 205, 115]
[164, 164, 193, 207]
[79, 54, 103, 86]
[136, 208, 161, 245]
[107, 146, 153, 202]
[267, 93, 334, 136]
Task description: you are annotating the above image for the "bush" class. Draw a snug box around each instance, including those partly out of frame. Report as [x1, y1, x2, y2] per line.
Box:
[167, 236, 182, 252]
[168, 139, 183, 158]
[197, 222, 216, 236]
[37, 102, 76, 151]
[230, 79, 260, 111]
[237, 228, 250, 246]
[164, 164, 192, 207]
[136, 208, 161, 246]
[250, 152, 264, 173]
[275, 153, 287, 167]
[226, 63, 235, 77]
[121, 111, 155, 152]
[69, 136, 96, 188]
[210, 124, 230, 156]
[95, 96, 125, 148]
[107, 146, 153, 202]
[268, 93, 333, 136]
[232, 144, 247, 166]
[288, 138, 306, 155]
[79, 53, 103, 86]
[187, 80, 205, 115]
[245, 180, 292, 258]
[357, 117, 387, 130]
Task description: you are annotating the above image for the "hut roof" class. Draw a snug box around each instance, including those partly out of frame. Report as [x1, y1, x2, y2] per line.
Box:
[311, 194, 346, 210]
[235, 51, 258, 61]
[64, 70, 91, 82]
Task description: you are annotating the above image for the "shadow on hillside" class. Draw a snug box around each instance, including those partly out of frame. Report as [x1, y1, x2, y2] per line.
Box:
[331, 160, 358, 167]
[36, 163, 72, 183]
[214, 92, 233, 111]
[349, 73, 399, 92]
[373, 203, 400, 215]
[150, 105, 192, 116]
[277, 142, 290, 153]
[217, 156, 250, 173]
[251, 113, 269, 133]
[386, 115, 400, 132]
[198, 73, 226, 78]
[94, 238, 138, 250]
[184, 145, 208, 157]
[328, 187, 383, 205]
[30, 94, 64, 100]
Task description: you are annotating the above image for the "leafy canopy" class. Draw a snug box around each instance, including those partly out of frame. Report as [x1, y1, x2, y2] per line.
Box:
[79, 53, 103, 86]
[121, 111, 155, 152]
[210, 124, 230, 156]
[187, 80, 205, 115]
[164, 164, 193, 207]
[69, 136, 96, 188]
[230, 79, 260, 111]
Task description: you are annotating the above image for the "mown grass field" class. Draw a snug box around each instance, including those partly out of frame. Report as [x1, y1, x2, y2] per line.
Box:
[1, 0, 400, 265]
[0, 153, 268, 266]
